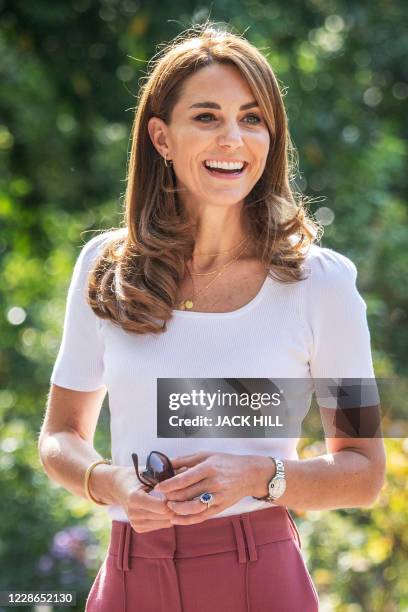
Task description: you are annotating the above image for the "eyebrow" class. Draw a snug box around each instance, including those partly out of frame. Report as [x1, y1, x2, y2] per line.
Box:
[188, 101, 260, 111]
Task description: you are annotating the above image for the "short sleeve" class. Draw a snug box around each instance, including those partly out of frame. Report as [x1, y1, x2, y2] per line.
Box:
[305, 246, 380, 408]
[50, 233, 110, 392]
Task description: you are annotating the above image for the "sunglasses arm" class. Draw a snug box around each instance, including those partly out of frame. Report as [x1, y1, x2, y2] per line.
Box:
[132, 453, 154, 488]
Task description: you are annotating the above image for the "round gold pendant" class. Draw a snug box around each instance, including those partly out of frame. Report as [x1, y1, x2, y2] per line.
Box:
[185, 300, 194, 309]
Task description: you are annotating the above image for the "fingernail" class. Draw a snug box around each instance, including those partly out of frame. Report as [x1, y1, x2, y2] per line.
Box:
[149, 490, 166, 500]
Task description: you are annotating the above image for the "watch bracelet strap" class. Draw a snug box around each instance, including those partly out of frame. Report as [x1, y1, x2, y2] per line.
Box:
[84, 459, 112, 506]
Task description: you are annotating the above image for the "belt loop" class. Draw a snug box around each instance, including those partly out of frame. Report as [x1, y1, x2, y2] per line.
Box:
[116, 522, 132, 572]
[117, 523, 132, 612]
[231, 517, 247, 563]
[171, 523, 177, 559]
[116, 523, 126, 571]
[285, 508, 302, 549]
[241, 515, 258, 562]
[123, 523, 132, 571]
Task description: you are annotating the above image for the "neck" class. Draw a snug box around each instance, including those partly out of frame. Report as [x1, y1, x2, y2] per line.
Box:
[182, 197, 254, 269]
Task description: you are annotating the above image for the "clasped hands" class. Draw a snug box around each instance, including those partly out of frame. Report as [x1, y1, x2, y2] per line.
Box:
[154, 451, 263, 525]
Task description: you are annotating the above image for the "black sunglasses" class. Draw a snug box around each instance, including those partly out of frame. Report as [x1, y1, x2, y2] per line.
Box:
[132, 451, 175, 489]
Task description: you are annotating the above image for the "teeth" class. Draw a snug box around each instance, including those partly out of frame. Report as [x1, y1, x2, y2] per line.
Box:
[204, 160, 245, 170]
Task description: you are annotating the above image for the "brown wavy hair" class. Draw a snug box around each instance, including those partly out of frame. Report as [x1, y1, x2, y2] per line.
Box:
[87, 22, 322, 335]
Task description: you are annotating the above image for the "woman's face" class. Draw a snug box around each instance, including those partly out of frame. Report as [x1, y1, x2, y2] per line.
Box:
[149, 63, 271, 209]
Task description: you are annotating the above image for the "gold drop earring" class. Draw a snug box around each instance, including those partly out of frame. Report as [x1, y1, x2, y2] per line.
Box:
[164, 153, 173, 168]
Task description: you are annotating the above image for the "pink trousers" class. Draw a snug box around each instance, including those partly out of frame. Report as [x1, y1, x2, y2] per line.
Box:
[85, 506, 319, 611]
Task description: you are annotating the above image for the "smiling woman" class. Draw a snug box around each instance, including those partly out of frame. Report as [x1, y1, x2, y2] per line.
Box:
[84, 22, 320, 329]
[40, 19, 385, 612]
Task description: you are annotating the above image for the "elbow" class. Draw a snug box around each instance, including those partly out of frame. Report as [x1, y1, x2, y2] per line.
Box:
[37, 432, 58, 478]
[361, 463, 387, 508]
[38, 434, 50, 475]
[38, 430, 45, 461]
[38, 427, 49, 455]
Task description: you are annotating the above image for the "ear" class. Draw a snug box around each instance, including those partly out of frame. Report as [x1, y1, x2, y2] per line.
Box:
[147, 116, 171, 159]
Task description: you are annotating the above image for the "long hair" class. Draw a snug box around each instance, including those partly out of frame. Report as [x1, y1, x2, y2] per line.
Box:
[88, 23, 322, 335]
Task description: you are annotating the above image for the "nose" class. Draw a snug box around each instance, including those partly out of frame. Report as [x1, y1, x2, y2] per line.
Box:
[217, 120, 244, 149]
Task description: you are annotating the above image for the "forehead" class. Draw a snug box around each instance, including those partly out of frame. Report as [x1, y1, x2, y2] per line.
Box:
[178, 63, 254, 106]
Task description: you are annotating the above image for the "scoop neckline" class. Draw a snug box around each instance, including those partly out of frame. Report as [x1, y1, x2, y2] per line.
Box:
[172, 274, 272, 318]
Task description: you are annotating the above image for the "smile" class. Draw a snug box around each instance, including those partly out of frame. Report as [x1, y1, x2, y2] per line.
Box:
[202, 160, 248, 179]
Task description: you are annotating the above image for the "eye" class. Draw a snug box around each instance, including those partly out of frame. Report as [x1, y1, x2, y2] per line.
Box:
[194, 113, 261, 125]
[194, 113, 214, 123]
[243, 114, 262, 124]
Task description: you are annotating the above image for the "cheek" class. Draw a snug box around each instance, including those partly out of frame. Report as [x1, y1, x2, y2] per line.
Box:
[256, 130, 271, 155]
[250, 132, 270, 170]
[173, 126, 211, 156]
[171, 131, 212, 183]
[243, 140, 269, 187]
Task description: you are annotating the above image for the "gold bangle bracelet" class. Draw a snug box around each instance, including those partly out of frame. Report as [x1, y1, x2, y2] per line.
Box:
[84, 459, 112, 506]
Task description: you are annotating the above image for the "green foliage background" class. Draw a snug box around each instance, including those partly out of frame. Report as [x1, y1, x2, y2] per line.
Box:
[0, 1, 407, 610]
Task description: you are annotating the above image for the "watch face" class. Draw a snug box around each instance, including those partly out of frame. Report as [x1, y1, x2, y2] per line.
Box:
[269, 476, 286, 498]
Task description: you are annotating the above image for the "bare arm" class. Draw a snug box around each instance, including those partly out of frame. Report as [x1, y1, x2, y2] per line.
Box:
[251, 405, 386, 511]
[251, 446, 386, 511]
[156, 405, 387, 522]
[38, 384, 120, 504]
[38, 384, 177, 533]
[38, 429, 122, 505]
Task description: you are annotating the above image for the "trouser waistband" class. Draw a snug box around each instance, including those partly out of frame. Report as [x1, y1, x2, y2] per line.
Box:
[111, 505, 301, 572]
[110, 506, 302, 612]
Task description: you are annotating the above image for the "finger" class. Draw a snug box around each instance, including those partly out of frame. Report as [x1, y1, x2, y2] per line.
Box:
[131, 519, 173, 533]
[170, 506, 220, 525]
[170, 452, 212, 469]
[149, 489, 168, 501]
[131, 512, 174, 524]
[167, 497, 210, 515]
[174, 466, 189, 475]
[156, 465, 209, 494]
[165, 479, 214, 502]
[132, 488, 173, 515]
[130, 509, 176, 524]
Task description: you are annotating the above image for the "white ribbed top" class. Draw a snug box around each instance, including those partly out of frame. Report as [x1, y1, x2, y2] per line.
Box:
[50, 230, 378, 521]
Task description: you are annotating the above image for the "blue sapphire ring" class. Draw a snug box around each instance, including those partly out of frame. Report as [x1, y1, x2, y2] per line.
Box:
[198, 492, 214, 508]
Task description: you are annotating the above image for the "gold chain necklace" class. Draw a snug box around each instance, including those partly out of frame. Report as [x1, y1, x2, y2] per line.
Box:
[178, 241, 249, 311]
[193, 236, 249, 257]
[189, 237, 250, 277]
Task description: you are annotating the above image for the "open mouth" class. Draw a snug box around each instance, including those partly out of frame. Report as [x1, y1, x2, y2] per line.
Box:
[202, 161, 248, 179]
